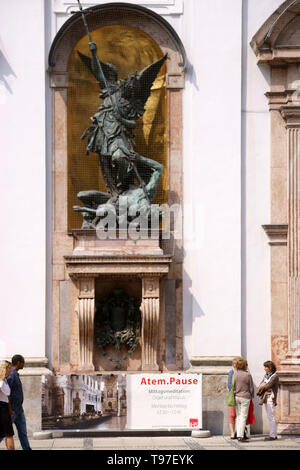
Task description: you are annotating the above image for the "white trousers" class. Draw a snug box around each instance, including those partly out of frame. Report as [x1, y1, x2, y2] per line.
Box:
[235, 397, 250, 438]
[264, 396, 277, 438]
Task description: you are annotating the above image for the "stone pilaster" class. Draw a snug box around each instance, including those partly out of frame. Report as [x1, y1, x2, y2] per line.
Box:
[50, 71, 72, 372]
[141, 277, 160, 371]
[281, 107, 300, 355]
[275, 106, 300, 434]
[252, 10, 300, 436]
[76, 278, 95, 372]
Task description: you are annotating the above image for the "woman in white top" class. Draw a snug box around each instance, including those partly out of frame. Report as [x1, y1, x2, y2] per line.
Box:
[0, 361, 15, 450]
[257, 360, 279, 441]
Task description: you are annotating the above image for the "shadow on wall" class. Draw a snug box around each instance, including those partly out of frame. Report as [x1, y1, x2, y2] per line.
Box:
[182, 265, 206, 369]
[182, 265, 267, 435]
[202, 410, 225, 436]
[184, 56, 199, 91]
[203, 393, 265, 436]
[0, 46, 16, 95]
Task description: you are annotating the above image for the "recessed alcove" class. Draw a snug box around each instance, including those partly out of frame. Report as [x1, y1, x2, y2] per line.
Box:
[49, 3, 186, 375]
[93, 277, 142, 372]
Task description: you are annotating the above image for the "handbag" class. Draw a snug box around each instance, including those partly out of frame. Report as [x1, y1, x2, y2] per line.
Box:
[226, 372, 236, 406]
[246, 399, 256, 425]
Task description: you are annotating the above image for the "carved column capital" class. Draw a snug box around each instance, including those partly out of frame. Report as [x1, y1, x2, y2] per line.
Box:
[78, 278, 95, 299]
[142, 277, 160, 298]
[281, 106, 300, 128]
[262, 225, 288, 246]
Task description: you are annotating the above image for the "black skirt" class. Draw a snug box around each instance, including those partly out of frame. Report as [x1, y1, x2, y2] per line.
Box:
[0, 401, 14, 438]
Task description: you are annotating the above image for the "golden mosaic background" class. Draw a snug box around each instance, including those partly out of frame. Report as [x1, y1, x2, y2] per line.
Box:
[67, 25, 168, 230]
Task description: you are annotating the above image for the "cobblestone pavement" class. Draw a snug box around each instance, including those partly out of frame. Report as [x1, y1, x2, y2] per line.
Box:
[1, 435, 300, 451]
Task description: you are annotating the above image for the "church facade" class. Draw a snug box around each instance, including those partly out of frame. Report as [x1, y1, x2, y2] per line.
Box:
[1, 0, 300, 436]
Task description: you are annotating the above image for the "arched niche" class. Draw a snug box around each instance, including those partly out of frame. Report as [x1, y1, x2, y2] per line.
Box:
[48, 4, 186, 374]
[67, 25, 168, 230]
[49, 3, 186, 233]
[251, 0, 300, 63]
[252, 0, 300, 435]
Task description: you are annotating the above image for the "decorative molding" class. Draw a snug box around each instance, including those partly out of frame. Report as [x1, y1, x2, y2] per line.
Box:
[167, 73, 185, 89]
[143, 277, 160, 298]
[49, 1, 186, 73]
[252, 48, 300, 65]
[277, 372, 300, 429]
[262, 224, 288, 246]
[78, 278, 95, 298]
[65, 255, 173, 263]
[76, 281, 95, 372]
[250, 0, 300, 64]
[53, 0, 184, 17]
[141, 294, 160, 371]
[65, 255, 172, 278]
[265, 91, 289, 111]
[188, 356, 235, 376]
[0, 357, 53, 376]
[281, 106, 300, 128]
[50, 72, 69, 88]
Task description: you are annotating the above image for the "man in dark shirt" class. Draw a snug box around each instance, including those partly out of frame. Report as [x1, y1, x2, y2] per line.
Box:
[7, 355, 32, 450]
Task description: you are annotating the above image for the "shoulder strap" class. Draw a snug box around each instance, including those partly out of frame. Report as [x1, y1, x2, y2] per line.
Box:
[232, 372, 236, 389]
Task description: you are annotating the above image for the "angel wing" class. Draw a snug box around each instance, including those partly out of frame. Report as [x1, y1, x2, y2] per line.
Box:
[77, 50, 118, 88]
[136, 54, 168, 107]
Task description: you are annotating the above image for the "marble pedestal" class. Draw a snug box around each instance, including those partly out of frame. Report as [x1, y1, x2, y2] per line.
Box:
[277, 354, 300, 435]
[0, 357, 53, 436]
[61, 230, 172, 373]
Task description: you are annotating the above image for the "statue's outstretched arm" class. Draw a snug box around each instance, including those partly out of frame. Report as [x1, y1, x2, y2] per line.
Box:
[89, 42, 107, 88]
[77, 43, 118, 90]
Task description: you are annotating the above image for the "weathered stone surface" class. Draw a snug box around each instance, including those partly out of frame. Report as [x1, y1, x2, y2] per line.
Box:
[59, 280, 70, 365]
[22, 376, 43, 436]
[202, 375, 227, 397]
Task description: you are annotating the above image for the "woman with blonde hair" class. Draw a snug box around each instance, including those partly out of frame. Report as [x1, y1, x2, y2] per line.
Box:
[0, 361, 15, 450]
[233, 357, 254, 443]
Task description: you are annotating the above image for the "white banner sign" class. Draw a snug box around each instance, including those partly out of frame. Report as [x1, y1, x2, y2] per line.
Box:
[126, 374, 202, 430]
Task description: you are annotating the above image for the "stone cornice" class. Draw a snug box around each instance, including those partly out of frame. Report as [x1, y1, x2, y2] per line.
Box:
[0, 357, 52, 376]
[277, 370, 300, 382]
[65, 254, 173, 277]
[265, 90, 289, 109]
[262, 224, 288, 246]
[281, 105, 300, 126]
[254, 47, 300, 65]
[65, 255, 173, 263]
[266, 92, 300, 112]
[187, 356, 235, 376]
[53, 0, 184, 17]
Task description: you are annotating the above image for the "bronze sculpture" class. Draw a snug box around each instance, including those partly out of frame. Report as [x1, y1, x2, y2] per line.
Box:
[72, 3, 167, 229]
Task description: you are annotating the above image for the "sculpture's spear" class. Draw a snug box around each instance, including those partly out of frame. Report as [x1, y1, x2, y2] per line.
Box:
[75, 0, 151, 204]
